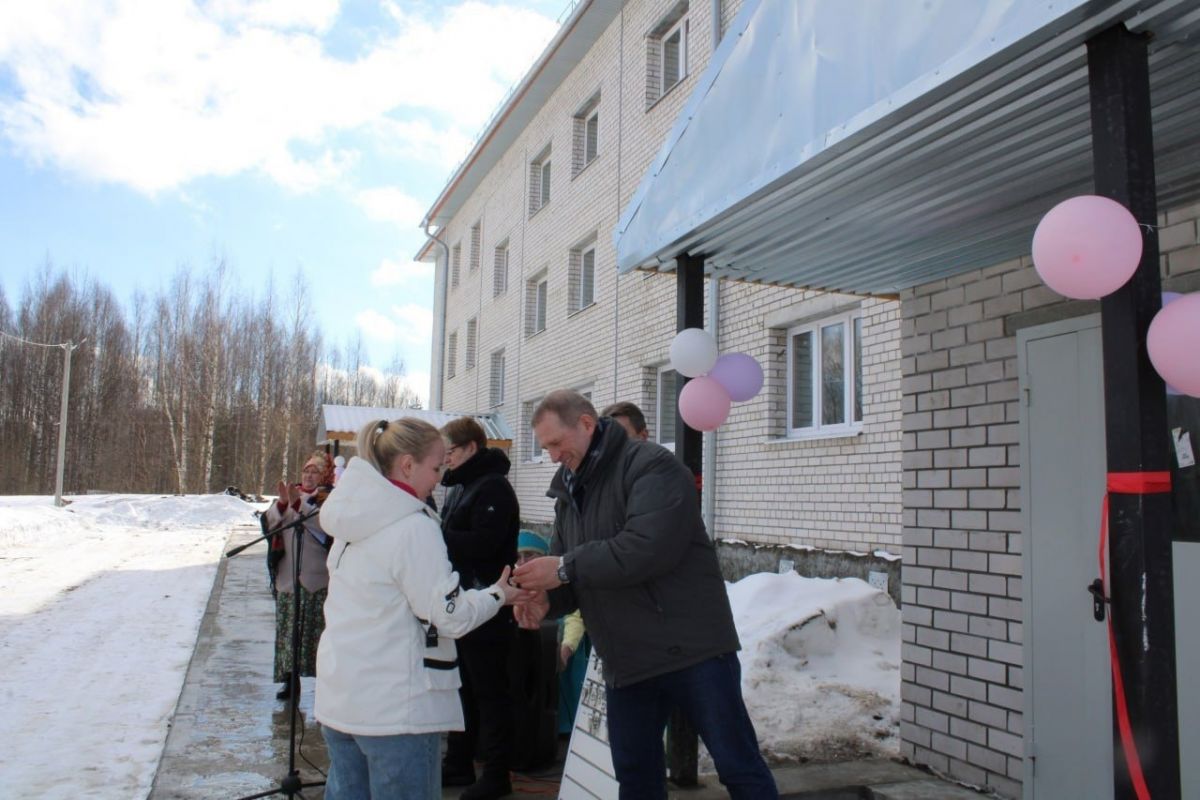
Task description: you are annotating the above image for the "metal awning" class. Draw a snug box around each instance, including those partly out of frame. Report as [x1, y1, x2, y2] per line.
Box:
[614, 0, 1200, 294]
[318, 405, 514, 446]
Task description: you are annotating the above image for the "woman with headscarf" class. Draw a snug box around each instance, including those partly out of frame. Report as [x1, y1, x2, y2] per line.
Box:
[264, 450, 334, 701]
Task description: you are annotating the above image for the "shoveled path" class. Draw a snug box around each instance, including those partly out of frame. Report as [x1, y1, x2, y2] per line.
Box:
[152, 528, 985, 799]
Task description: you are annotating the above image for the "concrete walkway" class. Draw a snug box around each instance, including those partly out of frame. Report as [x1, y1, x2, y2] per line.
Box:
[151, 528, 988, 799]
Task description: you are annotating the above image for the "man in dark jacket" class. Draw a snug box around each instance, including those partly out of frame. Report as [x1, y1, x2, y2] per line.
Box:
[512, 390, 777, 800]
[440, 417, 520, 800]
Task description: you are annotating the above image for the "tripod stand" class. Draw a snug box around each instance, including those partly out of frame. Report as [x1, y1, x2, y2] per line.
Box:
[227, 505, 327, 799]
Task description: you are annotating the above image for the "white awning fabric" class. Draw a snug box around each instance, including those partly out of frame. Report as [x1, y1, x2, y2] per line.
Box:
[614, 0, 1200, 294]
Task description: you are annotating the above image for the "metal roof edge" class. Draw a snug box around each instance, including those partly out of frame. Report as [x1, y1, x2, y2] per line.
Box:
[419, 0, 620, 232]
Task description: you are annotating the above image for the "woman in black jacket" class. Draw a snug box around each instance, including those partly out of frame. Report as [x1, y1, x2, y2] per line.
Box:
[439, 417, 520, 800]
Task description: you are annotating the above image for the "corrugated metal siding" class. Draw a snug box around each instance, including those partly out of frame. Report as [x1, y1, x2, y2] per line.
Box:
[318, 405, 514, 444]
[615, 0, 1200, 294]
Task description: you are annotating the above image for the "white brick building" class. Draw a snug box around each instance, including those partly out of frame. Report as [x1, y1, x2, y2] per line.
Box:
[418, 0, 903, 553]
[605, 1, 1200, 797]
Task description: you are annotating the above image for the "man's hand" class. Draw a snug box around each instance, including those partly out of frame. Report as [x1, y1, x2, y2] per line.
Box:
[559, 643, 575, 672]
[512, 555, 562, 592]
[513, 590, 550, 630]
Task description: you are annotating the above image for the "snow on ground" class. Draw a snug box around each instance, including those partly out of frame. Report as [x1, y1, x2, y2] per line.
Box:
[0, 494, 261, 799]
[728, 572, 902, 764]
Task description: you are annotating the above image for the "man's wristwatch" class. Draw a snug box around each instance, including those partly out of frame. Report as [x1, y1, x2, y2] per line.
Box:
[556, 556, 571, 584]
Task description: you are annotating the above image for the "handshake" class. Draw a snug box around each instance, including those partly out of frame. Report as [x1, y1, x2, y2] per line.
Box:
[490, 555, 564, 630]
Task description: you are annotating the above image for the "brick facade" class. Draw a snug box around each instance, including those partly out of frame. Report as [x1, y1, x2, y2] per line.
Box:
[429, 0, 903, 551]
[898, 201, 1200, 797]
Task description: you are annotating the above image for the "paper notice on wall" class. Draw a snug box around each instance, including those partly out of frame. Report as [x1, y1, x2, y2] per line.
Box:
[1174, 428, 1195, 468]
[559, 650, 619, 800]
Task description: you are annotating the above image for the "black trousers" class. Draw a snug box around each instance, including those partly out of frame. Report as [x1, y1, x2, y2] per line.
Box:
[446, 619, 514, 777]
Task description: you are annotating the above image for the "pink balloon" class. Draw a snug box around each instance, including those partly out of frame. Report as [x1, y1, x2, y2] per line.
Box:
[708, 353, 764, 402]
[1148, 293, 1200, 398]
[1163, 292, 1184, 395]
[1032, 195, 1143, 300]
[678, 376, 731, 431]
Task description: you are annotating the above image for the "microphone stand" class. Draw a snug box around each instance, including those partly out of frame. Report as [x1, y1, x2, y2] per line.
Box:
[228, 504, 326, 799]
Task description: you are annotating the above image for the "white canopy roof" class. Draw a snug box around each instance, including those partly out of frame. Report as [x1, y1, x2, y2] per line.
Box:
[318, 405, 514, 445]
[614, 0, 1200, 293]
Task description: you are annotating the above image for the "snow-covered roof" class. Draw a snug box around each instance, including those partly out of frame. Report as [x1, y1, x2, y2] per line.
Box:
[317, 405, 514, 445]
[614, 0, 1200, 293]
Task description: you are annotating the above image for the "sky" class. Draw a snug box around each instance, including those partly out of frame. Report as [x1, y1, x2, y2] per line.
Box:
[0, 0, 568, 405]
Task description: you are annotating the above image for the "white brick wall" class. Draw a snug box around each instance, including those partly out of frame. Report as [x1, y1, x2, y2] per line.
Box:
[898, 202, 1200, 798]
[433, 0, 903, 551]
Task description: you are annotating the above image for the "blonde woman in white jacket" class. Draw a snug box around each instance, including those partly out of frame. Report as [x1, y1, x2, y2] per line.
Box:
[316, 417, 522, 800]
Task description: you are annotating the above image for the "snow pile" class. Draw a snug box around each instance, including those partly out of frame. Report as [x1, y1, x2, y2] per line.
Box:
[0, 493, 258, 799]
[728, 571, 901, 763]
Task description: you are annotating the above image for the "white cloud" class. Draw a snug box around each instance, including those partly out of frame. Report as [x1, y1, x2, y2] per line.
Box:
[0, 1, 560, 194]
[370, 257, 433, 286]
[368, 117, 474, 171]
[207, 0, 341, 33]
[355, 187, 425, 228]
[355, 302, 433, 348]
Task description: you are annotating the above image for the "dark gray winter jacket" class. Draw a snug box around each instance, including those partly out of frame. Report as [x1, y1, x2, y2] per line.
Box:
[547, 420, 739, 688]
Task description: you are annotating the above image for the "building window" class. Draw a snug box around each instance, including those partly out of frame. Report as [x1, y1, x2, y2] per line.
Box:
[529, 145, 552, 216]
[465, 318, 477, 371]
[493, 239, 509, 296]
[469, 221, 481, 273]
[490, 349, 505, 407]
[787, 310, 864, 436]
[524, 398, 549, 462]
[655, 366, 678, 449]
[568, 239, 596, 314]
[525, 270, 548, 336]
[451, 243, 461, 289]
[447, 331, 458, 379]
[646, 2, 690, 108]
[572, 93, 600, 176]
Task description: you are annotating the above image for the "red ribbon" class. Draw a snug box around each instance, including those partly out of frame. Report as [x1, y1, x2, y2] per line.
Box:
[1099, 471, 1171, 800]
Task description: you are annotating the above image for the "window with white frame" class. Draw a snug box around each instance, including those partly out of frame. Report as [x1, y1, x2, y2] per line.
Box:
[523, 398, 549, 462]
[568, 239, 596, 314]
[451, 243, 461, 289]
[572, 93, 600, 176]
[786, 310, 864, 436]
[646, 2, 690, 108]
[525, 270, 548, 336]
[529, 146, 552, 216]
[489, 349, 505, 407]
[465, 318, 477, 370]
[493, 239, 509, 296]
[655, 366, 678, 449]
[447, 331, 458, 378]
[469, 221, 481, 272]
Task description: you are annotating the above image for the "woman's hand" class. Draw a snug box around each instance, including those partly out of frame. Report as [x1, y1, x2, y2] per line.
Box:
[494, 565, 524, 605]
[559, 643, 575, 672]
[276, 481, 290, 509]
[513, 590, 550, 630]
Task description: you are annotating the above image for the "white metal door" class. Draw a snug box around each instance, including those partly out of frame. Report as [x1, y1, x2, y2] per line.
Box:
[1020, 316, 1112, 800]
[1020, 315, 1199, 799]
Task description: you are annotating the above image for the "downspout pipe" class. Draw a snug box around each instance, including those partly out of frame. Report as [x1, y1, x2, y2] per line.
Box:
[703, 275, 719, 537]
[424, 221, 451, 411]
[702, 0, 722, 539]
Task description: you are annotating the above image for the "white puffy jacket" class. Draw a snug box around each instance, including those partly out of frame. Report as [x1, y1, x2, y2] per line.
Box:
[314, 457, 505, 735]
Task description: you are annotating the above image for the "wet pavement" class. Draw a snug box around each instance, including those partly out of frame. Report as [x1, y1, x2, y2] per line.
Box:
[150, 527, 564, 800]
[151, 525, 329, 799]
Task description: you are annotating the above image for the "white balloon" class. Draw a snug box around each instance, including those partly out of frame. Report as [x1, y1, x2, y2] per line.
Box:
[333, 455, 345, 467]
[669, 328, 719, 378]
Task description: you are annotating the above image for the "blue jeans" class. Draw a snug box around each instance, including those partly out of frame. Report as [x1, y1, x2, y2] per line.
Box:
[605, 653, 778, 800]
[321, 725, 439, 800]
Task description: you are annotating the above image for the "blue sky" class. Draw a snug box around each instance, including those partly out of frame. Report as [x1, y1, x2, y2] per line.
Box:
[0, 0, 567, 404]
